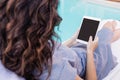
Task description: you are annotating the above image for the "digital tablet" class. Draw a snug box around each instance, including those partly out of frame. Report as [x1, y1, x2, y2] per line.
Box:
[76, 16, 101, 44]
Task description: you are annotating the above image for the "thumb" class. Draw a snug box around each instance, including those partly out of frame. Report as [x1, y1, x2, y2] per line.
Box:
[88, 36, 92, 43]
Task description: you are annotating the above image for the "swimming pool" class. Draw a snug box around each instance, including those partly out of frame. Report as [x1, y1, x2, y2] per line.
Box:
[57, 0, 120, 41]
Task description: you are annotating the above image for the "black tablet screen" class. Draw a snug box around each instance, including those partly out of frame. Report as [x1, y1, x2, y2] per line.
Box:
[78, 18, 100, 41]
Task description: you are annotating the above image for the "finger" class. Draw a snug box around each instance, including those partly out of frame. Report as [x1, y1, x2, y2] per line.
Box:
[88, 36, 92, 43]
[94, 37, 99, 42]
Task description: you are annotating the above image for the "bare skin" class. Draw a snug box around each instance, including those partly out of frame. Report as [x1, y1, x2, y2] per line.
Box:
[75, 75, 83, 80]
[63, 21, 120, 46]
[75, 36, 98, 80]
[62, 29, 79, 47]
[63, 21, 120, 80]
[108, 0, 120, 2]
[111, 29, 120, 42]
[103, 21, 120, 43]
[86, 36, 98, 80]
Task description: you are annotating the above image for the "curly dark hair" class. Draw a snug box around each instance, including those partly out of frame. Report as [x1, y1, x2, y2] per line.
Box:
[0, 0, 61, 80]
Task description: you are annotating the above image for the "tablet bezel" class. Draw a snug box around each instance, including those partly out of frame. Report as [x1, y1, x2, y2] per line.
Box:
[76, 16, 101, 44]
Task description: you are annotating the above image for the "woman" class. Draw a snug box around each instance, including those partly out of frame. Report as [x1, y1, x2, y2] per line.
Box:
[0, 0, 119, 80]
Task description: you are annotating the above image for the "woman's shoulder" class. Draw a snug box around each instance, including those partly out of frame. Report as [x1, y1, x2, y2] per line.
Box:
[0, 61, 24, 80]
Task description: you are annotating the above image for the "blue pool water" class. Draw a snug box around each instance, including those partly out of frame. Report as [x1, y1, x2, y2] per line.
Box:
[57, 0, 120, 41]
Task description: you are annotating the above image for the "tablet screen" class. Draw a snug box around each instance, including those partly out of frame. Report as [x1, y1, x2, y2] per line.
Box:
[77, 18, 100, 42]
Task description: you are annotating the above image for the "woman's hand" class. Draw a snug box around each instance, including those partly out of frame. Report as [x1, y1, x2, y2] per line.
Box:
[86, 36, 98, 80]
[62, 29, 79, 47]
[87, 36, 98, 54]
[75, 75, 83, 80]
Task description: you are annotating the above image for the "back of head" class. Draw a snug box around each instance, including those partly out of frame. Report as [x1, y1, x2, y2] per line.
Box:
[0, 0, 61, 80]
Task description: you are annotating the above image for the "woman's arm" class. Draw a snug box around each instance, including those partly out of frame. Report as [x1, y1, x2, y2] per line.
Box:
[62, 37, 77, 47]
[75, 36, 98, 80]
[108, 0, 120, 2]
[85, 21, 117, 80]
[86, 52, 97, 80]
[75, 75, 83, 80]
[86, 36, 98, 80]
[62, 30, 79, 47]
